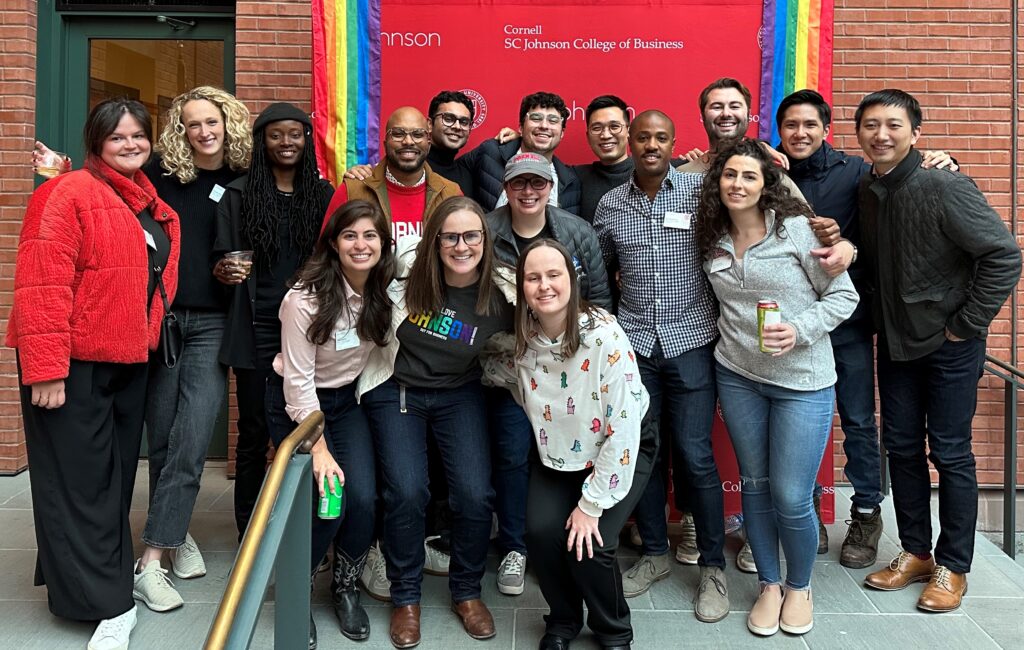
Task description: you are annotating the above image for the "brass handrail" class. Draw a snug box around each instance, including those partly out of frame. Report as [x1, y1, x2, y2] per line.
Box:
[205, 411, 324, 650]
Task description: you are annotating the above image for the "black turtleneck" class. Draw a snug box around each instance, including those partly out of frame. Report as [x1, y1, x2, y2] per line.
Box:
[427, 146, 474, 196]
[573, 157, 635, 223]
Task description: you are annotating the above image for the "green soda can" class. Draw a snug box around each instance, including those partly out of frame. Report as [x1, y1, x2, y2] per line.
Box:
[318, 476, 343, 519]
[757, 300, 781, 354]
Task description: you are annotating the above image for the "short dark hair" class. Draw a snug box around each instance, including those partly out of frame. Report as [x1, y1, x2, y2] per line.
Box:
[519, 91, 569, 127]
[698, 78, 752, 114]
[585, 95, 630, 125]
[854, 89, 922, 131]
[84, 97, 152, 157]
[428, 90, 474, 121]
[775, 89, 832, 130]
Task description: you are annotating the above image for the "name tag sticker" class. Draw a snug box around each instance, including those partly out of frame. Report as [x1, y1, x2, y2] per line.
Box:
[664, 211, 692, 230]
[144, 230, 156, 251]
[209, 184, 226, 202]
[335, 328, 360, 351]
[519, 348, 538, 371]
[709, 255, 733, 273]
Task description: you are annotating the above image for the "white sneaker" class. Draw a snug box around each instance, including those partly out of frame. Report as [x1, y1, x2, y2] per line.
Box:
[133, 559, 183, 612]
[359, 542, 392, 602]
[88, 605, 137, 650]
[170, 532, 206, 579]
[423, 535, 451, 576]
[497, 551, 526, 595]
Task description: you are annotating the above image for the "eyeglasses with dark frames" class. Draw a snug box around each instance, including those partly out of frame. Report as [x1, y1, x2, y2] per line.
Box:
[588, 122, 625, 135]
[434, 112, 472, 129]
[507, 176, 551, 191]
[437, 229, 485, 248]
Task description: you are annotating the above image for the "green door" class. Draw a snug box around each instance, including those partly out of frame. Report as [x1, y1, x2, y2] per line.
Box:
[35, 10, 236, 457]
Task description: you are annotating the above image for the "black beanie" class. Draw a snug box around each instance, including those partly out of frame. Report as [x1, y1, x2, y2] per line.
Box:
[252, 102, 312, 133]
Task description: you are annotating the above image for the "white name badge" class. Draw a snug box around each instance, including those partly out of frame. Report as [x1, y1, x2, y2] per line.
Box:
[519, 348, 538, 371]
[209, 184, 226, 202]
[335, 328, 360, 351]
[664, 211, 692, 230]
[144, 230, 156, 251]
[708, 255, 733, 273]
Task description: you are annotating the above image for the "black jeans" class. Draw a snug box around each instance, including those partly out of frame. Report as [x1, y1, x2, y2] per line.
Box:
[878, 337, 985, 574]
[526, 422, 656, 646]
[233, 365, 273, 537]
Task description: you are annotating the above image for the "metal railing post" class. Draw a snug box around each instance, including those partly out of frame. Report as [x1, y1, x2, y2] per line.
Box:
[275, 457, 313, 646]
[1004, 380, 1018, 559]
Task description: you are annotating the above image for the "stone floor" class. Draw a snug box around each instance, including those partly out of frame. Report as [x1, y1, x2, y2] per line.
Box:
[1, 462, 1022, 649]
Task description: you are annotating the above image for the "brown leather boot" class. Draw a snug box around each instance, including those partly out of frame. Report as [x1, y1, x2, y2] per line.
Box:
[840, 505, 883, 569]
[451, 598, 496, 639]
[864, 551, 935, 591]
[917, 566, 967, 612]
[389, 604, 421, 648]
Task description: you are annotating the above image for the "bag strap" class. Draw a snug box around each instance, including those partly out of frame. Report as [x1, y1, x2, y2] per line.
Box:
[155, 265, 172, 315]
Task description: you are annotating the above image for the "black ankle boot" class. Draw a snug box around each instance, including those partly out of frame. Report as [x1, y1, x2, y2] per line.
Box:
[331, 547, 370, 640]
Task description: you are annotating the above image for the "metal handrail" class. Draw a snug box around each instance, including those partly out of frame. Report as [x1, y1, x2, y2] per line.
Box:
[982, 354, 1021, 558]
[205, 411, 324, 649]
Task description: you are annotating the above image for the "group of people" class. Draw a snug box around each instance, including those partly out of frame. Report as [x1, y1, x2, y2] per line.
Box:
[11, 75, 1020, 650]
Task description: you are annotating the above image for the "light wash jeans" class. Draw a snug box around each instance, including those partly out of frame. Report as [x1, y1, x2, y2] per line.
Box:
[716, 363, 833, 590]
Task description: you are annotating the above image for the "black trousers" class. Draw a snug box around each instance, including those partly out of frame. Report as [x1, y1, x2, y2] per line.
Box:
[233, 364, 274, 538]
[525, 425, 656, 646]
[19, 358, 148, 621]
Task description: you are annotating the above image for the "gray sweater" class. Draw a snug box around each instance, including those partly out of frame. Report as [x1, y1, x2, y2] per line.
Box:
[703, 210, 859, 391]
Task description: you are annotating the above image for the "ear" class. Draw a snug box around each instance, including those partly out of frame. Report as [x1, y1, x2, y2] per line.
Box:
[910, 126, 921, 146]
[823, 124, 831, 137]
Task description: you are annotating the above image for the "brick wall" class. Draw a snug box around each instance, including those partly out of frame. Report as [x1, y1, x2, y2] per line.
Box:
[0, 0, 37, 473]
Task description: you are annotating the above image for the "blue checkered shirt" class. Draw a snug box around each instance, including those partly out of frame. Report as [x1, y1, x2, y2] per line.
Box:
[593, 166, 718, 358]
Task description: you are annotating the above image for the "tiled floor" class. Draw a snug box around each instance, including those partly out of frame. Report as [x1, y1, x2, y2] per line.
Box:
[1, 463, 1022, 649]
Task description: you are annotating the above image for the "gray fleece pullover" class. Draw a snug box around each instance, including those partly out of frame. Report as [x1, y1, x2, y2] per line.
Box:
[703, 210, 859, 391]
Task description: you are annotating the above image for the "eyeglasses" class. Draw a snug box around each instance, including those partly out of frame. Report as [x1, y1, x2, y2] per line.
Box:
[526, 112, 563, 126]
[435, 112, 471, 129]
[588, 122, 625, 135]
[437, 230, 484, 248]
[507, 176, 551, 191]
[386, 128, 429, 143]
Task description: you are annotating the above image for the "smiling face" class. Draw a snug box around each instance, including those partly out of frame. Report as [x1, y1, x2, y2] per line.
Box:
[181, 98, 225, 164]
[385, 108, 431, 173]
[629, 112, 675, 179]
[779, 103, 828, 161]
[702, 87, 750, 145]
[438, 209, 485, 286]
[719, 154, 765, 214]
[431, 101, 472, 151]
[520, 106, 565, 157]
[505, 174, 552, 220]
[522, 244, 571, 328]
[100, 113, 151, 176]
[856, 103, 921, 174]
[586, 106, 629, 164]
[263, 119, 306, 169]
[334, 216, 383, 280]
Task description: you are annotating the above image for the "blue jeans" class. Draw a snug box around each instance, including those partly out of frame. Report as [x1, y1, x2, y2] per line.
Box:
[632, 341, 725, 567]
[878, 337, 984, 574]
[143, 310, 228, 548]
[362, 378, 494, 605]
[832, 333, 883, 509]
[265, 375, 377, 573]
[717, 364, 833, 590]
[487, 386, 532, 556]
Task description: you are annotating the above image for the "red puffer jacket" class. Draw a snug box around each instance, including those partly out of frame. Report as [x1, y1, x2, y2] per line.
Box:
[6, 160, 181, 385]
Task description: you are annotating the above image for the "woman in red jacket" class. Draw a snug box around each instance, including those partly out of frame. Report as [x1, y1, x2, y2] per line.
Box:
[7, 97, 180, 650]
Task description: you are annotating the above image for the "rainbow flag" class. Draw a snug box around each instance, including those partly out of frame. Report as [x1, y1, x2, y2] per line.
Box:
[757, 0, 834, 143]
[312, 0, 382, 185]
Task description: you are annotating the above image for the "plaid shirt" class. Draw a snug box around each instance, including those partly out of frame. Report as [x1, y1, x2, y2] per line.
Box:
[593, 166, 718, 358]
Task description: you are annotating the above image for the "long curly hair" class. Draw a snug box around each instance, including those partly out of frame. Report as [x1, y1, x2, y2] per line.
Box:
[696, 138, 814, 259]
[156, 86, 252, 183]
[242, 120, 330, 270]
[290, 200, 395, 348]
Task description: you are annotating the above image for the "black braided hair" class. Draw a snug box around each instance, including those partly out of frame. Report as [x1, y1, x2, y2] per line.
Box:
[241, 123, 330, 270]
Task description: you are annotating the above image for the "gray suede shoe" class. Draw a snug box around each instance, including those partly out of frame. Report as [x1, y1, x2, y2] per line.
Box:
[694, 566, 729, 623]
[622, 553, 671, 597]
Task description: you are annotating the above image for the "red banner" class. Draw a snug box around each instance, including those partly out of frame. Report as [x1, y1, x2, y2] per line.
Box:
[380, 0, 767, 164]
[378, 0, 835, 523]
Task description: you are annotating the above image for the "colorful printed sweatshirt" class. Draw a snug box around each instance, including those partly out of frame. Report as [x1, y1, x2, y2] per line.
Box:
[484, 310, 650, 517]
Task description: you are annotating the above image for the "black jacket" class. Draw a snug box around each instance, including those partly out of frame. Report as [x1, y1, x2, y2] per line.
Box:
[471, 138, 581, 215]
[787, 142, 872, 344]
[212, 175, 334, 368]
[426, 146, 475, 197]
[859, 148, 1021, 361]
[485, 204, 612, 311]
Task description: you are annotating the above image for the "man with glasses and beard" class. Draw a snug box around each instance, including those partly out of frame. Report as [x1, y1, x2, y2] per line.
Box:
[425, 90, 477, 196]
[324, 106, 462, 243]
